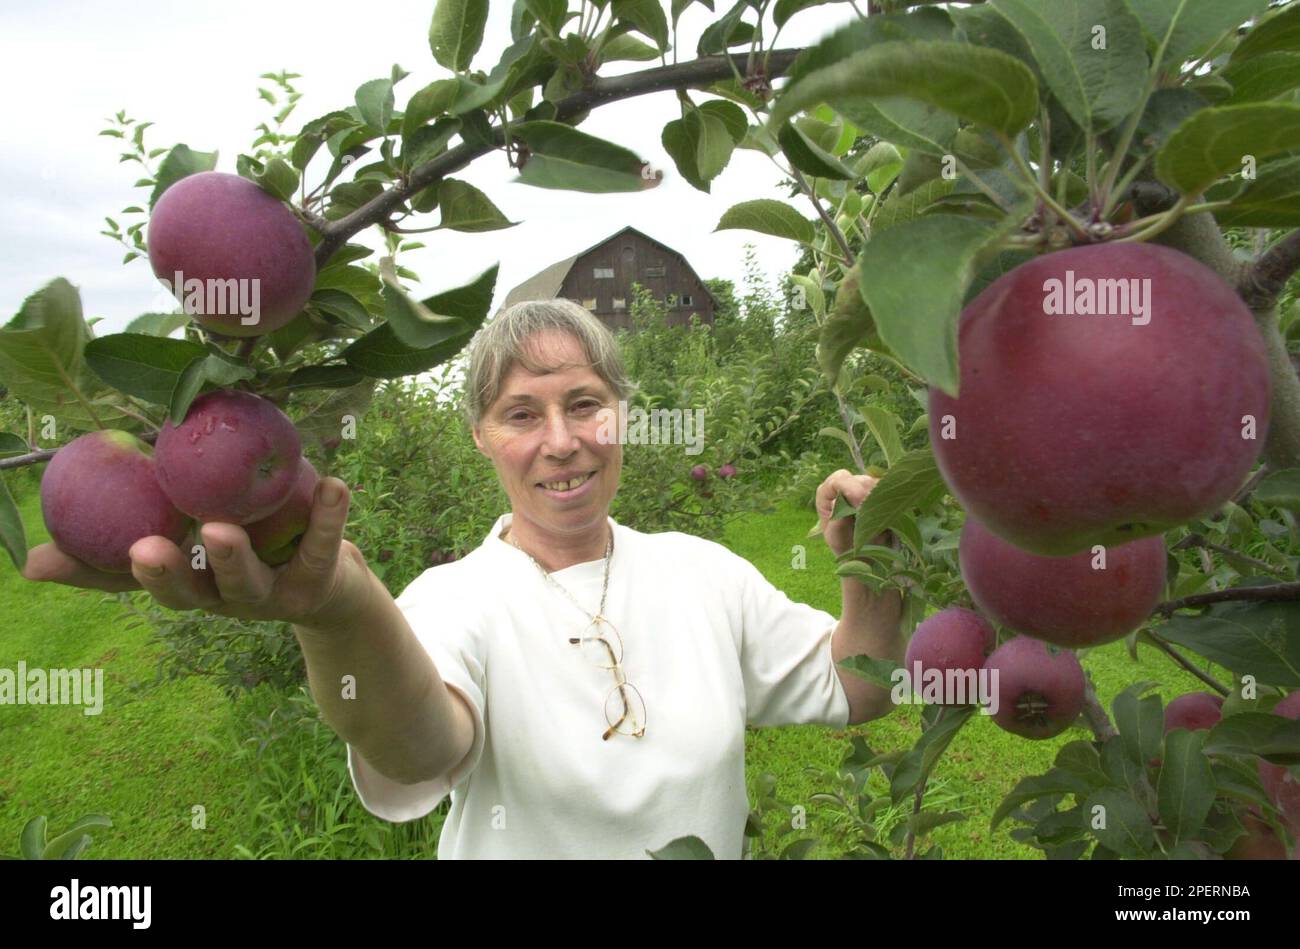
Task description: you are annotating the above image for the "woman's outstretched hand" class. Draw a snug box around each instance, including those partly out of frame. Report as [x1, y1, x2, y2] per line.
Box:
[22, 476, 375, 632]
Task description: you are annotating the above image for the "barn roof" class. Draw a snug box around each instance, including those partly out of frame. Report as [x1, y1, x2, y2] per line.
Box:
[499, 225, 718, 312]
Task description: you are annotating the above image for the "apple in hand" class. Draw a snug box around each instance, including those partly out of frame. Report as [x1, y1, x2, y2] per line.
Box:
[903, 606, 996, 706]
[153, 389, 303, 524]
[39, 429, 192, 574]
[243, 458, 319, 565]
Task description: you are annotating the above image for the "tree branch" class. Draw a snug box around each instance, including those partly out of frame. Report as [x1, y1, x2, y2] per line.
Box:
[1239, 229, 1300, 312]
[1142, 631, 1232, 695]
[0, 430, 160, 471]
[313, 49, 807, 267]
[1152, 580, 1300, 616]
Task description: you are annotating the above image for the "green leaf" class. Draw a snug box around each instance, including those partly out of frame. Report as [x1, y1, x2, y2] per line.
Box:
[1156, 102, 1300, 196]
[663, 109, 736, 192]
[869, 177, 957, 232]
[700, 100, 748, 145]
[600, 34, 660, 63]
[860, 404, 904, 467]
[851, 448, 947, 549]
[436, 179, 517, 232]
[1112, 688, 1164, 767]
[310, 289, 374, 330]
[778, 122, 856, 180]
[511, 121, 657, 192]
[1203, 711, 1300, 765]
[890, 705, 976, 803]
[769, 40, 1039, 139]
[1156, 593, 1300, 687]
[343, 323, 476, 379]
[1156, 729, 1216, 844]
[987, 0, 1147, 134]
[836, 654, 902, 690]
[282, 365, 365, 391]
[429, 0, 490, 72]
[1081, 788, 1155, 857]
[613, 0, 670, 50]
[0, 280, 132, 429]
[1131, 0, 1272, 73]
[774, 0, 842, 29]
[83, 334, 207, 405]
[647, 835, 715, 859]
[0, 474, 27, 576]
[857, 214, 1009, 396]
[400, 81, 460, 140]
[697, 0, 751, 56]
[234, 154, 299, 203]
[1254, 467, 1300, 510]
[817, 269, 881, 389]
[123, 312, 190, 338]
[355, 78, 395, 132]
[400, 117, 462, 172]
[1223, 52, 1300, 104]
[293, 380, 377, 450]
[380, 259, 497, 349]
[149, 144, 219, 211]
[20, 817, 47, 860]
[714, 199, 815, 243]
[1232, 2, 1300, 62]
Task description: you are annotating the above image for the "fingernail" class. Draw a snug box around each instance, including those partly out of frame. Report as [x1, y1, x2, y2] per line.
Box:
[208, 544, 232, 560]
[321, 482, 343, 507]
[141, 564, 164, 578]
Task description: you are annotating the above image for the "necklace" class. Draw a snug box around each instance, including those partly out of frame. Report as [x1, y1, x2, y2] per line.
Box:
[505, 520, 645, 740]
[504, 522, 614, 623]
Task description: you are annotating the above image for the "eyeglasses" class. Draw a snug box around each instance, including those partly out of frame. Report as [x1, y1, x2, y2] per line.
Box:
[569, 616, 646, 741]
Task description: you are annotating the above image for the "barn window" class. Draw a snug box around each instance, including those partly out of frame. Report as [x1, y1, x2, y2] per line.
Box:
[666, 293, 678, 306]
[594, 267, 615, 279]
[612, 298, 627, 310]
[582, 298, 597, 309]
[645, 265, 665, 277]
[681, 294, 693, 306]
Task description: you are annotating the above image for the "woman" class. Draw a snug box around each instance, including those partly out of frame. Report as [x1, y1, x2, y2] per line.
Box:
[22, 299, 904, 859]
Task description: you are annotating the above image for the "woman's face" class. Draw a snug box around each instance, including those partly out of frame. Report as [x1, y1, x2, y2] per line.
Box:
[472, 329, 622, 541]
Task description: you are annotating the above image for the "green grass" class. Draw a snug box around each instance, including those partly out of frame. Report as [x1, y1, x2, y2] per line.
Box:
[0, 476, 1224, 859]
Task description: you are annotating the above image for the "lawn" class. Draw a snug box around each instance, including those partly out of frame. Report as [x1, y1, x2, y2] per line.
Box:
[0, 476, 1221, 859]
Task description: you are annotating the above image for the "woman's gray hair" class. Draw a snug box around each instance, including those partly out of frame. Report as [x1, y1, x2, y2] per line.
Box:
[462, 299, 639, 429]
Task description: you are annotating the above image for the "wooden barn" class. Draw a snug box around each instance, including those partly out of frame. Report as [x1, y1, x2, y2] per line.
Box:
[498, 226, 717, 330]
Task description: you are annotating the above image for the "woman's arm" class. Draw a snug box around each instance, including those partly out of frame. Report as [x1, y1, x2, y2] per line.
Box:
[293, 571, 475, 785]
[832, 571, 905, 724]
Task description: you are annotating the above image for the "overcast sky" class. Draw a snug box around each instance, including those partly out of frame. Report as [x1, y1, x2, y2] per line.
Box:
[0, 1, 856, 333]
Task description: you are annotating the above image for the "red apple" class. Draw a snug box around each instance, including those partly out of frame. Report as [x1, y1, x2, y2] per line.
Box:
[929, 243, 1271, 555]
[959, 515, 1166, 648]
[39, 430, 191, 573]
[1163, 692, 1224, 733]
[148, 171, 316, 338]
[242, 458, 318, 565]
[154, 389, 303, 524]
[984, 637, 1086, 740]
[903, 606, 996, 706]
[1258, 692, 1300, 837]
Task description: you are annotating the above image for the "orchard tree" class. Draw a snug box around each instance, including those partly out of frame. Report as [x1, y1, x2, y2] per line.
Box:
[0, 0, 1299, 860]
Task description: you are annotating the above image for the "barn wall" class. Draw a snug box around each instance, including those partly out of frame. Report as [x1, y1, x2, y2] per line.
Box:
[557, 230, 715, 331]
